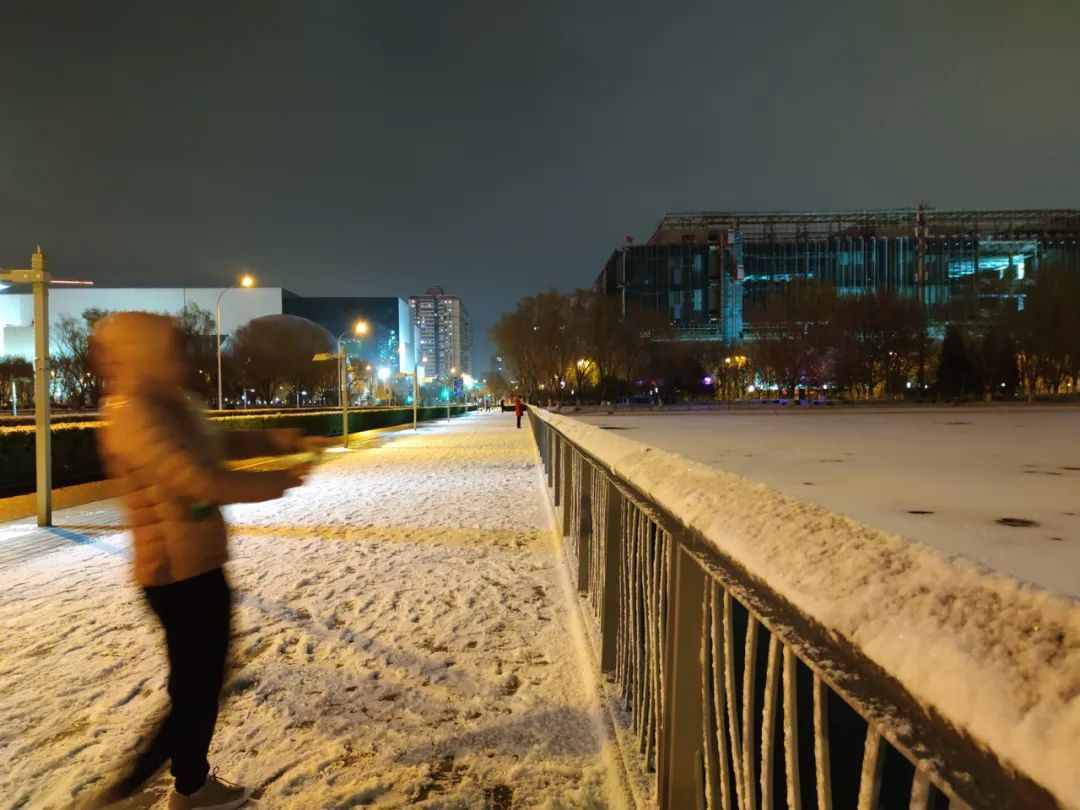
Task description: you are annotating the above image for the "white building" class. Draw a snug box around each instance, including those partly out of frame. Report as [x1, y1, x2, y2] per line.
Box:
[0, 287, 284, 360]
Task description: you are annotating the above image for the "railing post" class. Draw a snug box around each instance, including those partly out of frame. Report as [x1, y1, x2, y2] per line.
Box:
[552, 433, 561, 506]
[562, 442, 573, 538]
[546, 427, 552, 484]
[577, 459, 592, 593]
[600, 476, 622, 673]
[659, 542, 708, 809]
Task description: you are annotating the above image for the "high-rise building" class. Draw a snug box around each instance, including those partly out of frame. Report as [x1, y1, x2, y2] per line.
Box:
[408, 287, 472, 378]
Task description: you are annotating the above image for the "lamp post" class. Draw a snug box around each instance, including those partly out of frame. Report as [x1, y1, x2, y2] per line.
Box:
[447, 367, 458, 422]
[1, 247, 93, 526]
[339, 321, 368, 447]
[315, 320, 367, 449]
[216, 272, 255, 411]
[413, 352, 427, 431]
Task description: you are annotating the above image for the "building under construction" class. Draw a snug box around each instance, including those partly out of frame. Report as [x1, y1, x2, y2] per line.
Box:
[596, 207, 1080, 344]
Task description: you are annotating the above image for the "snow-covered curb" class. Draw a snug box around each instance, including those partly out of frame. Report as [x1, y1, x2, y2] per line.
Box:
[532, 407, 1080, 807]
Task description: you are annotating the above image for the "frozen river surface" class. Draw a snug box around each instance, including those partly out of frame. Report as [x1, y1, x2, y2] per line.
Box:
[573, 406, 1080, 598]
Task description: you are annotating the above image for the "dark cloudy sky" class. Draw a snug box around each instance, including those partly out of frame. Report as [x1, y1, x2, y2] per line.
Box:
[2, 1, 1078, 366]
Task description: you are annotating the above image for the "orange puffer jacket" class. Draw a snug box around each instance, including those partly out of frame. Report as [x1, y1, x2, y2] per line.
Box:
[94, 313, 296, 586]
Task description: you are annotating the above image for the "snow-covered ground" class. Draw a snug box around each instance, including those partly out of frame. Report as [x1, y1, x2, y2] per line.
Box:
[0, 414, 622, 809]
[573, 406, 1080, 597]
[536, 405, 1080, 807]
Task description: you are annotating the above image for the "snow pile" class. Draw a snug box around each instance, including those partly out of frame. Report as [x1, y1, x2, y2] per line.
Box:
[0, 415, 621, 809]
[535, 407, 1080, 807]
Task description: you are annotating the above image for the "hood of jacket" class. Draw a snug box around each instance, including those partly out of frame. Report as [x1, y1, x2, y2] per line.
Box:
[92, 311, 187, 394]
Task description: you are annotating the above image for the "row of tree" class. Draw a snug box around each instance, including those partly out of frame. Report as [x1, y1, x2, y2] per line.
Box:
[3, 304, 477, 413]
[489, 263, 1080, 403]
[489, 290, 672, 402]
[1, 305, 342, 411]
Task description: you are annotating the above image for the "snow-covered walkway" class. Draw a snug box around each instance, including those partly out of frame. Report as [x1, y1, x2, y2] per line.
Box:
[0, 414, 619, 809]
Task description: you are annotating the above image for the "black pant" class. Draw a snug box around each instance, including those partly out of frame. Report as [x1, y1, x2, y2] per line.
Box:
[120, 568, 232, 796]
[516, 413, 522, 428]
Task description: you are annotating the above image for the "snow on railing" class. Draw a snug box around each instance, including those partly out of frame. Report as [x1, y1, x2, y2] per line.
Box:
[528, 406, 1076, 810]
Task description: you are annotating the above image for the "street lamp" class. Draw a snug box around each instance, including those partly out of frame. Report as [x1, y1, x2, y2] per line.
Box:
[315, 319, 368, 448]
[1, 247, 93, 526]
[339, 320, 368, 446]
[412, 350, 428, 431]
[216, 272, 256, 410]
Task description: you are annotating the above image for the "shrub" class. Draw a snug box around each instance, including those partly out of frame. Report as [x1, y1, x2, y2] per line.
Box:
[0, 405, 475, 498]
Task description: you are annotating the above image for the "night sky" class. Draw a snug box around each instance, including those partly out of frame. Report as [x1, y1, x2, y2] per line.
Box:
[3, 1, 1078, 367]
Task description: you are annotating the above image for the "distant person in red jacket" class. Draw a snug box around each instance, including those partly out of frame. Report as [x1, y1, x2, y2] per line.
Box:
[514, 396, 524, 429]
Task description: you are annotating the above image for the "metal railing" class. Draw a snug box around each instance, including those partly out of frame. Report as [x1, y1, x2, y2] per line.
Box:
[529, 409, 1054, 810]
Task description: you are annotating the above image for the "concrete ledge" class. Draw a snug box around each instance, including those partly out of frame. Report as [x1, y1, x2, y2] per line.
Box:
[0, 479, 121, 523]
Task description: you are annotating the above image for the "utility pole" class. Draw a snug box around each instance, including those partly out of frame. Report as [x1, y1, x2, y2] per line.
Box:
[413, 367, 419, 430]
[31, 249, 50, 526]
[339, 341, 349, 448]
[0, 248, 75, 526]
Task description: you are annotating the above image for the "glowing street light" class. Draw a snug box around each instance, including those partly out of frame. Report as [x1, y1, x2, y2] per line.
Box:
[314, 319, 369, 448]
[339, 319, 368, 445]
[216, 271, 257, 410]
[410, 328, 426, 431]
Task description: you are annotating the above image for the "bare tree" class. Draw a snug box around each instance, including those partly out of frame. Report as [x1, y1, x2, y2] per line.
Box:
[227, 315, 336, 407]
[0, 356, 34, 410]
[749, 281, 836, 396]
[177, 302, 217, 402]
[53, 308, 110, 409]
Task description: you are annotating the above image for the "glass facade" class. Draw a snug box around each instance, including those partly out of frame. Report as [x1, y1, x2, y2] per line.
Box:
[599, 239, 745, 343]
[598, 209, 1080, 344]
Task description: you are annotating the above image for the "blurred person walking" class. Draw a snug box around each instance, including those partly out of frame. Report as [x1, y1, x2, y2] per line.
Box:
[85, 313, 320, 810]
[514, 395, 524, 429]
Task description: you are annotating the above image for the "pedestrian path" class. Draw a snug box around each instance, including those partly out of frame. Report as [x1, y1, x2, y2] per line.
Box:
[0, 413, 621, 809]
